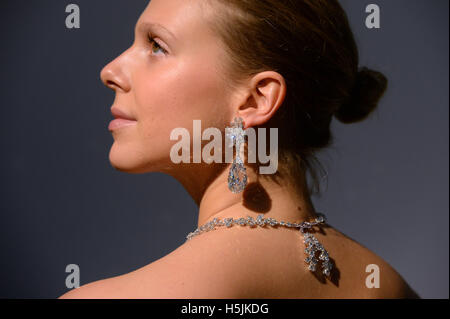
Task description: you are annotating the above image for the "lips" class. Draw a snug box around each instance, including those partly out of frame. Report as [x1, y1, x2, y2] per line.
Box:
[109, 106, 137, 131]
[111, 107, 136, 121]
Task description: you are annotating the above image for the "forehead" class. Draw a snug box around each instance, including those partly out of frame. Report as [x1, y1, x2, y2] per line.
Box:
[136, 0, 212, 39]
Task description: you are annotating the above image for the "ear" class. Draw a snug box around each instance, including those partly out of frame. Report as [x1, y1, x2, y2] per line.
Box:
[236, 71, 286, 129]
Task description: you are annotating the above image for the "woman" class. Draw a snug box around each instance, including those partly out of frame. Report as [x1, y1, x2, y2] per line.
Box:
[60, 0, 419, 298]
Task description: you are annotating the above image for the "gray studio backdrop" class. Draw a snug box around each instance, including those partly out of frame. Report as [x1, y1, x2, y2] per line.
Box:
[0, 0, 448, 298]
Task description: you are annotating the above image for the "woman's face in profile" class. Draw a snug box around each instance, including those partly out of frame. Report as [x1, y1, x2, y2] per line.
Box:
[100, 0, 233, 174]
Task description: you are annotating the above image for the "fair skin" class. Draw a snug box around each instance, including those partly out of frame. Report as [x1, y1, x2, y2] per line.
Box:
[59, 0, 418, 299]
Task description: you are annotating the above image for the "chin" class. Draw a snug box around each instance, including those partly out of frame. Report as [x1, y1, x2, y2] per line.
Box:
[108, 144, 169, 174]
[108, 145, 145, 173]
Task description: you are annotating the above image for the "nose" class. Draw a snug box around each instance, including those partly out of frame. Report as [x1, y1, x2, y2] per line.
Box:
[100, 53, 131, 93]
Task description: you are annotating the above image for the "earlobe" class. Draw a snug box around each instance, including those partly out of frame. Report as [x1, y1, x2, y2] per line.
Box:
[237, 71, 286, 128]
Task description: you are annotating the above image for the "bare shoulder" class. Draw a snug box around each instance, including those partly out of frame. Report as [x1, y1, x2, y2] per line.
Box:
[324, 226, 420, 299]
[58, 228, 252, 299]
[58, 276, 124, 299]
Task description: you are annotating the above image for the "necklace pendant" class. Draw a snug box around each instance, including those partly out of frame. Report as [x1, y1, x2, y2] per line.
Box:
[302, 231, 333, 277]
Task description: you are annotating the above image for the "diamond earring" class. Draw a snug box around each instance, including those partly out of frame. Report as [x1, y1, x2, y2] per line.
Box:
[226, 117, 248, 193]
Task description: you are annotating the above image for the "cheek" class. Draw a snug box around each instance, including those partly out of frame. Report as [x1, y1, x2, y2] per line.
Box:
[134, 59, 230, 141]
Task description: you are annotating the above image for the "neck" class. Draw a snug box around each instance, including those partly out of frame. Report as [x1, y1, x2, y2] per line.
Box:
[168, 163, 319, 228]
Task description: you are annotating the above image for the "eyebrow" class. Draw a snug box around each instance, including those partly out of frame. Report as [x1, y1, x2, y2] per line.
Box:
[137, 22, 177, 41]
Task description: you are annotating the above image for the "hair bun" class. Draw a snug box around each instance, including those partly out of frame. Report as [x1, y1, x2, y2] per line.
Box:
[334, 66, 388, 124]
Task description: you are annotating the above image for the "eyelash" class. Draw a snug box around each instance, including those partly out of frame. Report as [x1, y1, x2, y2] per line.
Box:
[147, 35, 168, 55]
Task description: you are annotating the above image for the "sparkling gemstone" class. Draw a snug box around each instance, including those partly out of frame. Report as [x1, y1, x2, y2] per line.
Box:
[224, 218, 233, 227]
[228, 161, 248, 193]
[256, 214, 264, 226]
[237, 218, 246, 225]
[319, 251, 329, 261]
[246, 216, 256, 226]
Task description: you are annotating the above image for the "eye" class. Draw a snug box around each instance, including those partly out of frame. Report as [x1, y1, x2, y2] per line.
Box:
[148, 35, 168, 55]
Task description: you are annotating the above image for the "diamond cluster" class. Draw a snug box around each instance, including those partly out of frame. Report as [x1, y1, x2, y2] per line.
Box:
[186, 213, 333, 278]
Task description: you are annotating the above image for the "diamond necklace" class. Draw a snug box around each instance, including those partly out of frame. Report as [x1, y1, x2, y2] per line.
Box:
[186, 213, 333, 277]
